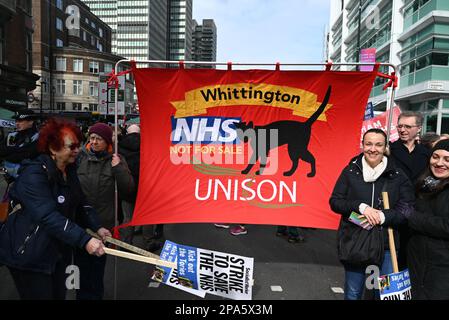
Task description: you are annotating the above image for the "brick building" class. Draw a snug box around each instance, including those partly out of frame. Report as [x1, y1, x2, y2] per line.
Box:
[0, 0, 39, 114]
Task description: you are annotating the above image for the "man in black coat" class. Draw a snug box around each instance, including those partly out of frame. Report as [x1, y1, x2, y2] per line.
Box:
[389, 111, 431, 269]
[390, 111, 430, 182]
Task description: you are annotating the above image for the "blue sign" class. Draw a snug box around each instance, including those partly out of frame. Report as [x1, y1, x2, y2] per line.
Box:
[364, 102, 374, 120]
[378, 269, 412, 300]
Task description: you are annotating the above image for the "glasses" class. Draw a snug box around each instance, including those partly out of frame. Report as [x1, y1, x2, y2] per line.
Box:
[65, 143, 80, 151]
[396, 124, 419, 130]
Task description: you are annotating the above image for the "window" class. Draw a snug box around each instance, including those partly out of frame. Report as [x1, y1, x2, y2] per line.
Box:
[56, 0, 63, 10]
[98, 43, 103, 52]
[91, 21, 96, 29]
[42, 77, 48, 93]
[416, 55, 430, 71]
[83, 31, 87, 41]
[91, 36, 96, 46]
[73, 80, 82, 95]
[85, 18, 89, 24]
[432, 53, 449, 66]
[72, 103, 82, 111]
[89, 61, 99, 74]
[56, 102, 66, 111]
[73, 59, 83, 72]
[104, 63, 113, 73]
[99, 28, 103, 37]
[44, 56, 49, 69]
[89, 82, 98, 96]
[56, 18, 63, 31]
[56, 79, 65, 94]
[89, 104, 98, 111]
[55, 57, 66, 71]
[56, 39, 64, 47]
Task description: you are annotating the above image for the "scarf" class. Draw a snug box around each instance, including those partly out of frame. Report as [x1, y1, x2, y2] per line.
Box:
[88, 145, 109, 159]
[362, 156, 388, 182]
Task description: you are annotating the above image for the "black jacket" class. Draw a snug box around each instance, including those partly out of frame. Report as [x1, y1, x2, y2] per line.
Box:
[330, 154, 415, 251]
[0, 127, 39, 164]
[118, 132, 140, 194]
[407, 185, 449, 299]
[0, 154, 101, 274]
[390, 140, 430, 182]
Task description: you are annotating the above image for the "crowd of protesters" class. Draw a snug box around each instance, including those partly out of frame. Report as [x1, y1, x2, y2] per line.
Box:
[0, 109, 449, 300]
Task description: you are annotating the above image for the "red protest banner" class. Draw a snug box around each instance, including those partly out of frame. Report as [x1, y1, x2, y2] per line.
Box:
[361, 106, 401, 143]
[131, 68, 377, 230]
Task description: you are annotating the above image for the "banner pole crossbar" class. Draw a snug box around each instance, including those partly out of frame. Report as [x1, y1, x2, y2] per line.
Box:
[110, 59, 398, 299]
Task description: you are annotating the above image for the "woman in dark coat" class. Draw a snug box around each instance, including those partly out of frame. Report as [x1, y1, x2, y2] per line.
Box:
[329, 128, 414, 300]
[407, 139, 449, 299]
[0, 118, 110, 300]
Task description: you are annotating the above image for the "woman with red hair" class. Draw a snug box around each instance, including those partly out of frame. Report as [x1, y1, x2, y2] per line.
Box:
[0, 118, 111, 300]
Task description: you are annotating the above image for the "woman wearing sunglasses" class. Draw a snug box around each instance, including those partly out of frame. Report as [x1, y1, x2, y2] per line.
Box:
[0, 118, 110, 299]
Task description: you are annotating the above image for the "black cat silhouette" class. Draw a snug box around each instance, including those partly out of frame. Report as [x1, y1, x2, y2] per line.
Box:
[234, 85, 331, 177]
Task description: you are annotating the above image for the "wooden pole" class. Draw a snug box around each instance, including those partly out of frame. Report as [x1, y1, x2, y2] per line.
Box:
[382, 191, 399, 273]
[86, 229, 161, 259]
[103, 247, 176, 269]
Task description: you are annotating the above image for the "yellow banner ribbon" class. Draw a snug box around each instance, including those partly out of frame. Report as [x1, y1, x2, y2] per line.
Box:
[171, 83, 332, 120]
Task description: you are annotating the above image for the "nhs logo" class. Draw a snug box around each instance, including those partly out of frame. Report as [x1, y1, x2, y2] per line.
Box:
[171, 116, 241, 144]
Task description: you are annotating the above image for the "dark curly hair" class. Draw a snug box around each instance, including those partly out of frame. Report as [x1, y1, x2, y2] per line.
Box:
[38, 118, 83, 155]
[362, 128, 387, 144]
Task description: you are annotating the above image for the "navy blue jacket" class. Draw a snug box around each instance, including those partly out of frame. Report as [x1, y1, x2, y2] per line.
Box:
[0, 154, 101, 274]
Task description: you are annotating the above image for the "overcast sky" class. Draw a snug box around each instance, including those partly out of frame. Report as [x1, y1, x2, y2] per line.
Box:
[192, 0, 330, 65]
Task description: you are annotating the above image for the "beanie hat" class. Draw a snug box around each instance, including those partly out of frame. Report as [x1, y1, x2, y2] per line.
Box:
[432, 138, 449, 154]
[89, 122, 113, 146]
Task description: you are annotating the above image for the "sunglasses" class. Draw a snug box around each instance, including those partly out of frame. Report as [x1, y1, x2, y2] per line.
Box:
[65, 143, 81, 151]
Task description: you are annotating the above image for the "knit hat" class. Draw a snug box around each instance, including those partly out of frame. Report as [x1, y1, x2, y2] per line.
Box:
[432, 138, 449, 154]
[89, 122, 113, 145]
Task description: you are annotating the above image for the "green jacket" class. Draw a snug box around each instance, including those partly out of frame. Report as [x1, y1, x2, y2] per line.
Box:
[77, 145, 135, 229]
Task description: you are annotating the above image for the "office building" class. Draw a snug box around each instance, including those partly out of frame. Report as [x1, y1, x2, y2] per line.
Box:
[82, 0, 168, 61]
[192, 19, 217, 68]
[168, 0, 193, 61]
[31, 0, 134, 117]
[0, 0, 39, 113]
[328, 0, 449, 134]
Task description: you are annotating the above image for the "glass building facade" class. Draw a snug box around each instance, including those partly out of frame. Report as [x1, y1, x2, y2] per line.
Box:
[82, 0, 168, 61]
[328, 0, 449, 134]
[168, 0, 193, 61]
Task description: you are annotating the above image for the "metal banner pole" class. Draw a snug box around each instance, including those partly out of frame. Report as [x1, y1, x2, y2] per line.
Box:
[385, 77, 398, 144]
[113, 62, 120, 300]
[110, 59, 398, 300]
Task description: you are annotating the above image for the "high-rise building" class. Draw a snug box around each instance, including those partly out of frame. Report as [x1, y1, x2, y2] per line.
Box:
[82, 0, 168, 61]
[168, 0, 193, 61]
[0, 0, 39, 113]
[192, 19, 217, 68]
[328, 0, 449, 134]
